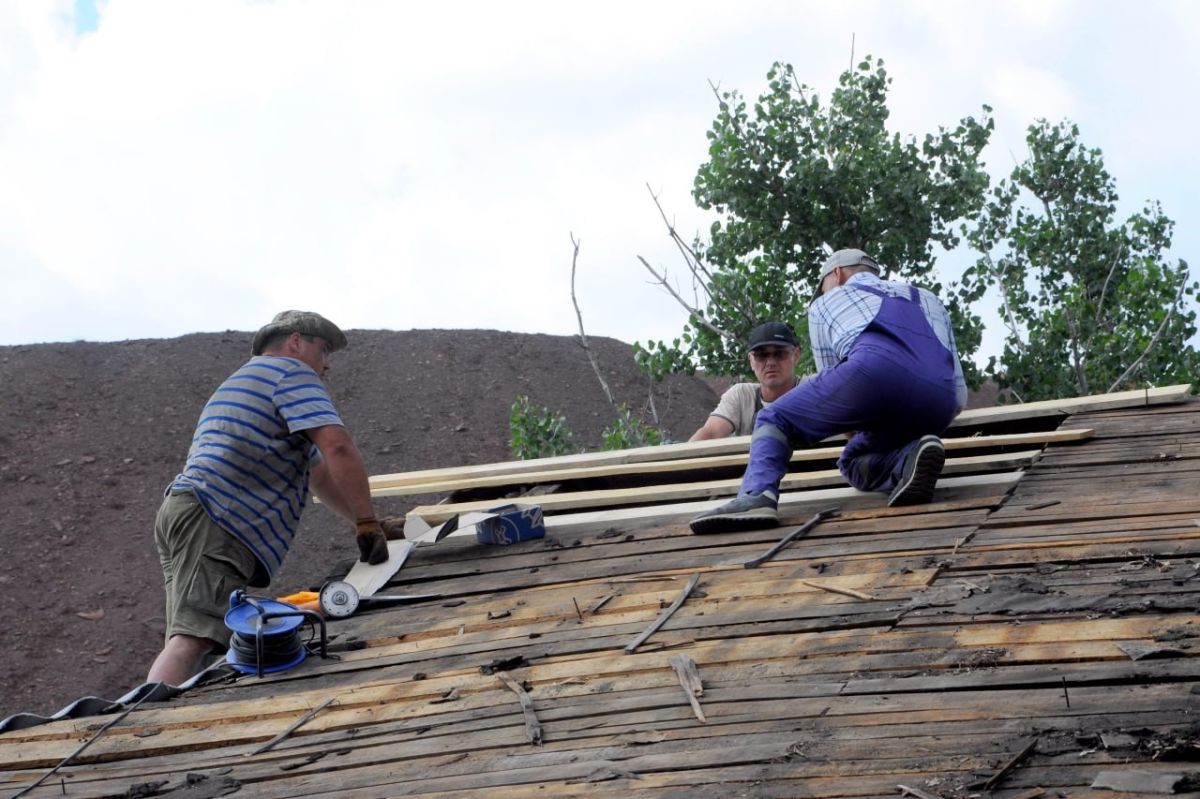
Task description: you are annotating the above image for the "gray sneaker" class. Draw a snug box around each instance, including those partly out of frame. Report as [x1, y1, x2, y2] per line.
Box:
[888, 435, 945, 507]
[689, 491, 779, 535]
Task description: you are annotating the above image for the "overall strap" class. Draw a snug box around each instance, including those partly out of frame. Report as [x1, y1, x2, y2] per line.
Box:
[846, 281, 887, 299]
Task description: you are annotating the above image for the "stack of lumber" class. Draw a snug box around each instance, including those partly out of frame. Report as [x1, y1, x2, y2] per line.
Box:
[382, 385, 1189, 526]
[1, 385, 1196, 798]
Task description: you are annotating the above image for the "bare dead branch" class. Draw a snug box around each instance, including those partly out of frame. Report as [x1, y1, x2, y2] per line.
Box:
[637, 255, 733, 342]
[1064, 303, 1089, 396]
[569, 233, 615, 408]
[645, 377, 660, 426]
[643, 184, 757, 327]
[1094, 241, 1127, 326]
[646, 183, 720, 289]
[1106, 269, 1186, 393]
[981, 252, 1027, 355]
[788, 66, 807, 101]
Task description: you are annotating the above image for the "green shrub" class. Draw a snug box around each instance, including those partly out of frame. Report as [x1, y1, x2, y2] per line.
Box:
[600, 404, 666, 451]
[509, 395, 577, 460]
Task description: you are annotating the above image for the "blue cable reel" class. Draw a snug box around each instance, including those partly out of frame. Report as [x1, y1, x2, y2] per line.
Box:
[224, 590, 328, 677]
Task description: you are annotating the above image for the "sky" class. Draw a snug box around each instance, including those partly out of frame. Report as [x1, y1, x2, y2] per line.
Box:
[1, 0, 1197, 368]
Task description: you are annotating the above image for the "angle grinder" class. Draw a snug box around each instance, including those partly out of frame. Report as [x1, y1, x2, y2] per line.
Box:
[317, 580, 440, 618]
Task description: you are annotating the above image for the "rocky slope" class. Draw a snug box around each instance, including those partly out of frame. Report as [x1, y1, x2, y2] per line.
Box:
[0, 329, 717, 721]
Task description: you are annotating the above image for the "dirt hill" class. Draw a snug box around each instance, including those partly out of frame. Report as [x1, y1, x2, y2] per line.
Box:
[0, 329, 718, 722]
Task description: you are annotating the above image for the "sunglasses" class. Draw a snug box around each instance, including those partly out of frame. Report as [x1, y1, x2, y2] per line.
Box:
[750, 347, 794, 361]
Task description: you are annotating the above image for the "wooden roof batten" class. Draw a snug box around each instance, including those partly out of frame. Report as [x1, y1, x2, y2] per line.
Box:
[1, 384, 1197, 798]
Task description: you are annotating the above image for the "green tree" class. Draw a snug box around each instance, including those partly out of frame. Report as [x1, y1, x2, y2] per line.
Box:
[637, 56, 993, 382]
[962, 120, 1200, 401]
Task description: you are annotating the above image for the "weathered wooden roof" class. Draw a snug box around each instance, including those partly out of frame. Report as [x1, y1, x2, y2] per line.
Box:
[3, 389, 1198, 798]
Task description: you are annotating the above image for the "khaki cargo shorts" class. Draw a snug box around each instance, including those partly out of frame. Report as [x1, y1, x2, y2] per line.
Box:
[154, 490, 259, 650]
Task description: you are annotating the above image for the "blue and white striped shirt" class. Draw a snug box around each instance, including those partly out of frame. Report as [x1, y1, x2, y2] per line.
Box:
[809, 272, 968, 410]
[169, 356, 344, 580]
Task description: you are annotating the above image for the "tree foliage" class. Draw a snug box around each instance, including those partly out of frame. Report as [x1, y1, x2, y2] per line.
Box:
[509, 395, 576, 460]
[962, 120, 1200, 401]
[637, 56, 993, 381]
[509, 396, 668, 459]
[600, 404, 665, 450]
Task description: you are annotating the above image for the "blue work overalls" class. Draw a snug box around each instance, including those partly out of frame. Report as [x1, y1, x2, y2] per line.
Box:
[742, 282, 959, 496]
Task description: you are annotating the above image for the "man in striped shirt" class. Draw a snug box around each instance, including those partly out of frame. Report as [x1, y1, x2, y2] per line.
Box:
[147, 311, 392, 684]
[690, 249, 967, 534]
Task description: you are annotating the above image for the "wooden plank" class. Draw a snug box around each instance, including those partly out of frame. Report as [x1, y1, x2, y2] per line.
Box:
[369, 429, 1093, 498]
[366, 384, 1188, 490]
[533, 476, 1017, 539]
[2, 667, 1191, 794]
[950, 384, 1189, 426]
[4, 398, 1195, 799]
[406, 452, 1038, 523]
[13, 680, 1189, 796]
[15, 613, 1176, 755]
[11, 684, 1192, 798]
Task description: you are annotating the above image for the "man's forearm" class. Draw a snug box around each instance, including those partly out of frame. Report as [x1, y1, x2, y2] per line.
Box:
[319, 448, 374, 521]
[308, 427, 377, 522]
[690, 415, 734, 441]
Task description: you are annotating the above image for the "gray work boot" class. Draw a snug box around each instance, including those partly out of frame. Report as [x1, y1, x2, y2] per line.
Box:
[689, 491, 779, 535]
[888, 435, 945, 507]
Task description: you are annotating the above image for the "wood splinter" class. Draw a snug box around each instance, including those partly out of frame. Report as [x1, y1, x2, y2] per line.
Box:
[798, 579, 875, 600]
[984, 737, 1038, 790]
[586, 593, 615, 614]
[896, 784, 943, 799]
[743, 508, 839, 569]
[495, 673, 543, 745]
[668, 654, 706, 723]
[250, 697, 337, 755]
[625, 573, 701, 654]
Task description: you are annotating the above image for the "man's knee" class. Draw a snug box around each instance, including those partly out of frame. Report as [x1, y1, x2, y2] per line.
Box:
[751, 422, 790, 447]
[167, 633, 217, 658]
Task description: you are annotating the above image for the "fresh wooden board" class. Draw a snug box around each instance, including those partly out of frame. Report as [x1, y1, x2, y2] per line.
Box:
[370, 428, 1094, 498]
[364, 385, 1187, 490]
[404, 450, 1040, 522]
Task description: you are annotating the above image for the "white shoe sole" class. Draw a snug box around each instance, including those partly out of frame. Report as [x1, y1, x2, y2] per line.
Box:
[888, 436, 945, 507]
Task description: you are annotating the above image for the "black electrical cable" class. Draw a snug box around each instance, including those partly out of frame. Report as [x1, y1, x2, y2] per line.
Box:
[227, 626, 306, 668]
[226, 595, 328, 676]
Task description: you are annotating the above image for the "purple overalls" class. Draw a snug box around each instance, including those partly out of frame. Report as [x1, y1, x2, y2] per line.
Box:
[742, 282, 959, 496]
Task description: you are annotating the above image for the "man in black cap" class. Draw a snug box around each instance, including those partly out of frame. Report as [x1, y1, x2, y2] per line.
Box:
[146, 310, 393, 685]
[690, 249, 967, 533]
[689, 322, 807, 441]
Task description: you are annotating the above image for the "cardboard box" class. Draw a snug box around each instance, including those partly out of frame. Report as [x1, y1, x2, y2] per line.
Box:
[474, 504, 545, 545]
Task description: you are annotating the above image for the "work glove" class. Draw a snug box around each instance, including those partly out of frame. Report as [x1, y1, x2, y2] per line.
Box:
[379, 516, 407, 540]
[355, 517, 389, 564]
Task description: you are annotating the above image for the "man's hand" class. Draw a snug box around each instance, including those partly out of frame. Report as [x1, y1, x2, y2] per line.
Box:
[379, 517, 407, 540]
[355, 518, 389, 564]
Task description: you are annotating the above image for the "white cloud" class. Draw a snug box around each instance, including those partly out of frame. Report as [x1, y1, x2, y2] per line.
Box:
[990, 65, 1081, 130]
[0, 0, 1196, 362]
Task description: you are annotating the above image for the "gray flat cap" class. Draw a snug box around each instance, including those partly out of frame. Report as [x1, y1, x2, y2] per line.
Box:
[251, 310, 348, 356]
[813, 249, 881, 301]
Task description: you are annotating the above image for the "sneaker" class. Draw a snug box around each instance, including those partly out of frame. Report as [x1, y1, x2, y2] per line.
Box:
[888, 435, 945, 507]
[689, 491, 779, 535]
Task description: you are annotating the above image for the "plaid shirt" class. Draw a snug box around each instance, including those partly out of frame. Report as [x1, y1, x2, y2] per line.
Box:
[809, 272, 967, 410]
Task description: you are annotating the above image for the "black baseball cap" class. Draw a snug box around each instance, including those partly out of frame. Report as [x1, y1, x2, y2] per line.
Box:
[748, 322, 799, 351]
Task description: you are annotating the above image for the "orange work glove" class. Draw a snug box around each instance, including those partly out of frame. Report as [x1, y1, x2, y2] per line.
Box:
[355, 517, 389, 564]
